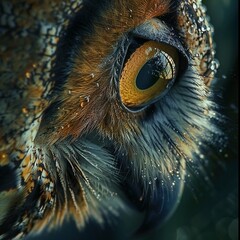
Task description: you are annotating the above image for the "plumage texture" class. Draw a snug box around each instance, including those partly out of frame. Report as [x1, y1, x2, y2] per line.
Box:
[0, 0, 221, 239]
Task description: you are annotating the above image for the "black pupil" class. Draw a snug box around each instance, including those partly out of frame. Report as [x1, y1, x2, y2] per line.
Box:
[136, 56, 164, 90]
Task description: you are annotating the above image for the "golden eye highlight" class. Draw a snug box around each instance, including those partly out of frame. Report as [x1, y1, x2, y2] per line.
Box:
[119, 41, 179, 110]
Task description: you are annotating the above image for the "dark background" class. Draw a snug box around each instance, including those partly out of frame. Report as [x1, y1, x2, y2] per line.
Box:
[29, 0, 238, 239]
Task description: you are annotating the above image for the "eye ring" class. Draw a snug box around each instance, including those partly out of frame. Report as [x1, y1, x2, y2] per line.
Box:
[119, 40, 179, 111]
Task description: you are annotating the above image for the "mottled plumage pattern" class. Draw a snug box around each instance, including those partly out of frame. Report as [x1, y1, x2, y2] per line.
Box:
[0, 0, 221, 239]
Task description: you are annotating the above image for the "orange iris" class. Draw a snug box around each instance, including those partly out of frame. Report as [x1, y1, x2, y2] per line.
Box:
[119, 41, 179, 109]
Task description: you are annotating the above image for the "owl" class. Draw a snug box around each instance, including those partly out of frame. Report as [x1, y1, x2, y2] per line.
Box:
[0, 0, 221, 239]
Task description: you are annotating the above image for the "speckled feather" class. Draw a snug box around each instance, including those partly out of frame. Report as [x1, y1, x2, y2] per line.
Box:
[0, 0, 220, 239]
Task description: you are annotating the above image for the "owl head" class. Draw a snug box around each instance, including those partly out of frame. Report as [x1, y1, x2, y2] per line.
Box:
[0, 0, 221, 238]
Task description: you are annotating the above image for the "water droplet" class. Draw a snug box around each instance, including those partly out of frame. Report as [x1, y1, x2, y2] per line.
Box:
[201, 25, 207, 32]
[210, 59, 220, 72]
[201, 5, 207, 13]
[145, 47, 152, 55]
[192, 2, 197, 11]
[198, 16, 204, 23]
[80, 102, 84, 108]
[22, 107, 28, 114]
[188, 24, 196, 35]
[85, 96, 90, 102]
[25, 72, 31, 78]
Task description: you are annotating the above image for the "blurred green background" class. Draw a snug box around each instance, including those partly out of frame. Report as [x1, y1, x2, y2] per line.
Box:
[29, 0, 238, 239]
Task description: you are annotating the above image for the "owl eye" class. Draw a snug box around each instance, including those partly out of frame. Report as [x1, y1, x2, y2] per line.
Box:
[119, 40, 179, 111]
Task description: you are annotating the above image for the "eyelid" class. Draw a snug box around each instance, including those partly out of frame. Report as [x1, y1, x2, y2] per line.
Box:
[132, 18, 189, 70]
